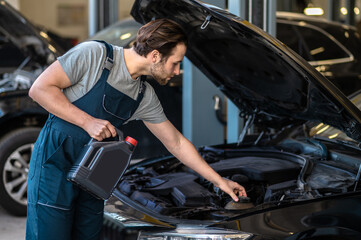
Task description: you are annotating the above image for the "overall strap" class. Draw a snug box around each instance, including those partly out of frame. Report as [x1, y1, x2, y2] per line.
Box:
[93, 40, 114, 82]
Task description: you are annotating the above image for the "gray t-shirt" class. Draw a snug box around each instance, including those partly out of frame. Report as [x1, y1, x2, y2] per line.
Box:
[57, 41, 167, 124]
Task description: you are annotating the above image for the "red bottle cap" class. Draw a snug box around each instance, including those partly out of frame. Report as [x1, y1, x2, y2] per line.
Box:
[125, 136, 137, 147]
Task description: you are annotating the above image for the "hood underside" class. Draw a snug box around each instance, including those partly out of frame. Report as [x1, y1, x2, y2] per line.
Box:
[0, 1, 49, 55]
[131, 0, 361, 142]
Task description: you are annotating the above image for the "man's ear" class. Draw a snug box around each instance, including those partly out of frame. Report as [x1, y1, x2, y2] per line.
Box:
[150, 49, 161, 63]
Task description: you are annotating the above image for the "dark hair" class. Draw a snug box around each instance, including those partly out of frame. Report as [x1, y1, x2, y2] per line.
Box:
[133, 19, 187, 60]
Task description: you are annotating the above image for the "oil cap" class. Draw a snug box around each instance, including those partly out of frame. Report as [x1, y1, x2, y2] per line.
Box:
[125, 136, 137, 147]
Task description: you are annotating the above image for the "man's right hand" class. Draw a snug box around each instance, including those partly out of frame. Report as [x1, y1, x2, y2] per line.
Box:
[83, 118, 117, 141]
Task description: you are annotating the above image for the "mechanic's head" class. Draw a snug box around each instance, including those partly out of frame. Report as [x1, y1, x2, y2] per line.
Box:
[133, 18, 187, 61]
[134, 18, 187, 85]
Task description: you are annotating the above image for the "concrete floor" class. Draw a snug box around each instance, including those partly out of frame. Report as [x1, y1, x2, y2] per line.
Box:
[0, 205, 26, 240]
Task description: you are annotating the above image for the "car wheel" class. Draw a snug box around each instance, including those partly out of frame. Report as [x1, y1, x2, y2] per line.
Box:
[0, 127, 41, 216]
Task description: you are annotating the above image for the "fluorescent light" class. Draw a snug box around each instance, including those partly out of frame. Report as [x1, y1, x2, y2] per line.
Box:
[310, 47, 325, 56]
[304, 7, 324, 16]
[120, 33, 132, 40]
[314, 123, 324, 130]
[316, 125, 330, 135]
[328, 133, 339, 139]
[48, 44, 57, 53]
[39, 31, 49, 39]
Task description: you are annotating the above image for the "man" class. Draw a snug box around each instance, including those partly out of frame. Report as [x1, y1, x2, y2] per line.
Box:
[26, 19, 246, 240]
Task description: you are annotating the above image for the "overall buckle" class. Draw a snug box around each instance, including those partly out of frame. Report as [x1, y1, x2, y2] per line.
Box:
[103, 57, 114, 70]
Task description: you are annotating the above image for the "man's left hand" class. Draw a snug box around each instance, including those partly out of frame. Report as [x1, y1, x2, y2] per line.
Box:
[218, 178, 247, 202]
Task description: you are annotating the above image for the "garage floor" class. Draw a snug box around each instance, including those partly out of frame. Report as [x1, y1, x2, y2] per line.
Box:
[0, 206, 26, 240]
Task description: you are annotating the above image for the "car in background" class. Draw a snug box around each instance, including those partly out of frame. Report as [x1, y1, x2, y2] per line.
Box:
[35, 25, 78, 51]
[307, 89, 361, 142]
[0, 0, 66, 216]
[0, 0, 178, 217]
[99, 0, 361, 240]
[277, 12, 361, 96]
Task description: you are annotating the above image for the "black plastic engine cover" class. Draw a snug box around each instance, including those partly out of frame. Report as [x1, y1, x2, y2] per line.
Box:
[210, 156, 301, 184]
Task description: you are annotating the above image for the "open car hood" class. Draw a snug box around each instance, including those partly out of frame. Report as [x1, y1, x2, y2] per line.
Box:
[0, 1, 54, 56]
[131, 0, 361, 142]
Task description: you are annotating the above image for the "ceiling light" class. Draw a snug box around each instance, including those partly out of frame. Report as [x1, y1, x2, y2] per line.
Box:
[304, 7, 324, 16]
[120, 33, 132, 40]
[328, 133, 339, 139]
[355, 7, 360, 15]
[39, 31, 49, 39]
[340, 7, 348, 15]
[316, 125, 330, 135]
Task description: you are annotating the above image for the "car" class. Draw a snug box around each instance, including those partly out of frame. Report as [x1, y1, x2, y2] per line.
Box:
[0, 1, 65, 216]
[306, 89, 361, 142]
[276, 12, 361, 96]
[100, 0, 361, 239]
[0, 0, 359, 222]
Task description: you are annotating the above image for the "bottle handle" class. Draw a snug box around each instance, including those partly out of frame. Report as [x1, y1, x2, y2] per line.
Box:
[88, 128, 124, 144]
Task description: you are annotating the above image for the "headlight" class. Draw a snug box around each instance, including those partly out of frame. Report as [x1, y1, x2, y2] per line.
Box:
[138, 228, 253, 240]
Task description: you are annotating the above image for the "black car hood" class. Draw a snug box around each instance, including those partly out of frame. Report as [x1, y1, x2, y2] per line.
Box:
[0, 1, 54, 56]
[131, 0, 361, 142]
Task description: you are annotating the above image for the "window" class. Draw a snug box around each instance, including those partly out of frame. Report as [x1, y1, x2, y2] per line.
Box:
[277, 21, 351, 64]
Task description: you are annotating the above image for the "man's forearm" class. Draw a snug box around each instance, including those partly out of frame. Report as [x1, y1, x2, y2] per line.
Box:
[29, 61, 116, 140]
[168, 136, 224, 186]
[29, 84, 93, 129]
[144, 120, 247, 200]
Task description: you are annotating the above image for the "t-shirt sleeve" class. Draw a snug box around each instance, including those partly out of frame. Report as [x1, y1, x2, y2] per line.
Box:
[57, 41, 104, 85]
[128, 82, 167, 124]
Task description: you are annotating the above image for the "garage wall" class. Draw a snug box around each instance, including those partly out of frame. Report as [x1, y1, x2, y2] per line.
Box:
[118, 0, 134, 20]
[19, 0, 89, 41]
[18, 0, 133, 42]
[6, 0, 19, 9]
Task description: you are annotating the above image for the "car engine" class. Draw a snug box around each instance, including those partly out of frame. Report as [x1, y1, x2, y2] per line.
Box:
[116, 140, 359, 220]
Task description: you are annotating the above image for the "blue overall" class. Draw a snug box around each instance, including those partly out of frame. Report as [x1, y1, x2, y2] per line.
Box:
[26, 41, 145, 240]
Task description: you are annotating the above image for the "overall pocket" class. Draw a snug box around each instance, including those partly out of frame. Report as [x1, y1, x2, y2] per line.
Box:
[102, 83, 135, 121]
[37, 134, 74, 210]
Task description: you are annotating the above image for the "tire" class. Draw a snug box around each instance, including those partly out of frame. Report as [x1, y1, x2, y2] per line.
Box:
[0, 127, 41, 216]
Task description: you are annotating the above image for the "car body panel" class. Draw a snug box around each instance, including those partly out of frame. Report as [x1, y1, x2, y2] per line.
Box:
[213, 193, 361, 239]
[106, 190, 361, 239]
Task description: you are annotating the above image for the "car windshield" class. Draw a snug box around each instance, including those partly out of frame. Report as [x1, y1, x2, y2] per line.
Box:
[88, 18, 141, 47]
[310, 91, 361, 143]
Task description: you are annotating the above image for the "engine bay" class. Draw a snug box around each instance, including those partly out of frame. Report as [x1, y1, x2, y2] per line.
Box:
[116, 140, 360, 220]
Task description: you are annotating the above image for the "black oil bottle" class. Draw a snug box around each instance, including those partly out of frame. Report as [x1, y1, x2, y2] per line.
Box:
[67, 130, 137, 200]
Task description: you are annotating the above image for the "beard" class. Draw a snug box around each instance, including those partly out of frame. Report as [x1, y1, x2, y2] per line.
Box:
[150, 61, 169, 85]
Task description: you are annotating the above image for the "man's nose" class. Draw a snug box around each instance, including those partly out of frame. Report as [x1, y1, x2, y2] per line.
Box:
[174, 65, 180, 75]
